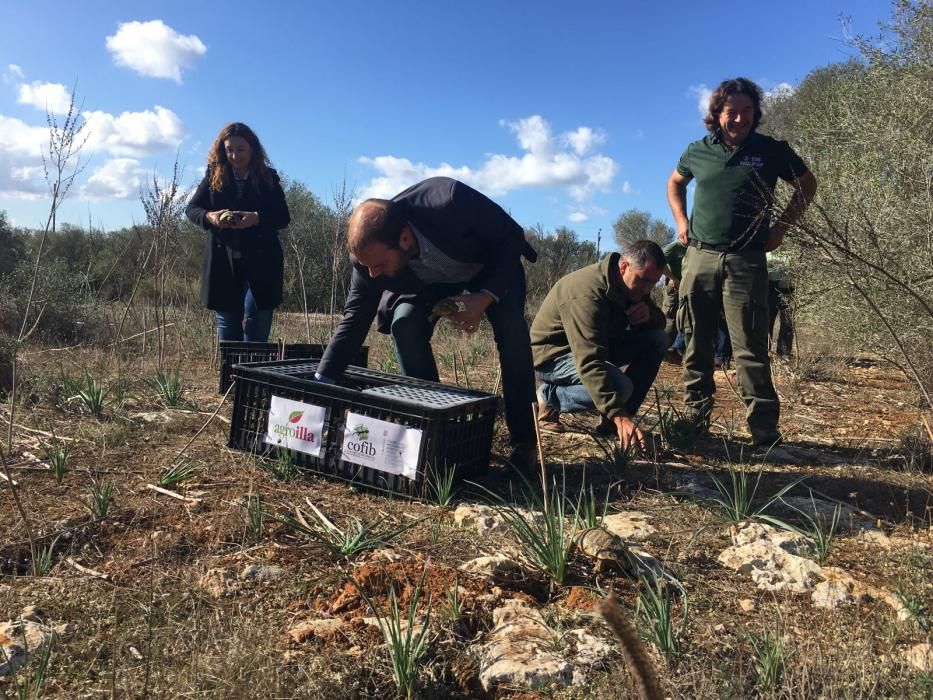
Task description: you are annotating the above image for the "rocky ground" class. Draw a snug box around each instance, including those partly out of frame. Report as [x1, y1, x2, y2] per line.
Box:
[1, 324, 931, 698]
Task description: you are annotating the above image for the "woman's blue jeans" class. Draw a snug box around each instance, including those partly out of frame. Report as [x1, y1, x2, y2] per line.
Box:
[215, 286, 273, 342]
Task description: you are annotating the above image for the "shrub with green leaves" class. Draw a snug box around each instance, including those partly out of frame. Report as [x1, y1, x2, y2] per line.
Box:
[82, 478, 116, 518]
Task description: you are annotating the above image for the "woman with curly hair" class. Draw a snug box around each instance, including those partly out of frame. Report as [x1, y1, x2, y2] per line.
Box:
[186, 122, 290, 342]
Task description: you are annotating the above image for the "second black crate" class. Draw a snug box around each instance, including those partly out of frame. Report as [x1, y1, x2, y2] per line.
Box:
[218, 341, 368, 393]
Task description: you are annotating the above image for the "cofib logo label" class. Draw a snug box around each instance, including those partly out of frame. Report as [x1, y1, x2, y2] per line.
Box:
[345, 423, 375, 456]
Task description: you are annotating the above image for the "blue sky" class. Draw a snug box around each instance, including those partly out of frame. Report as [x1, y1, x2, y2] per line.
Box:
[0, 0, 889, 248]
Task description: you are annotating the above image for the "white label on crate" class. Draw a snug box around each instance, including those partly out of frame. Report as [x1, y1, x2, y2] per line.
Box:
[264, 396, 326, 457]
[340, 412, 422, 481]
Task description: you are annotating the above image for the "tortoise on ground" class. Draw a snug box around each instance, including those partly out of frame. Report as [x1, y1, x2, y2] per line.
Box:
[573, 527, 636, 575]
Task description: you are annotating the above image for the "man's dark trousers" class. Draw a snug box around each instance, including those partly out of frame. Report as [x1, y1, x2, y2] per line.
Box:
[390, 263, 537, 446]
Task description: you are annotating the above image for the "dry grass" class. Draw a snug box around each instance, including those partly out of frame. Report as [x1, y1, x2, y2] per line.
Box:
[1, 315, 932, 698]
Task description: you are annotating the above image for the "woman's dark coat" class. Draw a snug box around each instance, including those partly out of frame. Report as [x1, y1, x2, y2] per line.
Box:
[185, 167, 290, 312]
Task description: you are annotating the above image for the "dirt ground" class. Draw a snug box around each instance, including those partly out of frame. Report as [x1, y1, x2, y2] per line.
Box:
[1, 317, 931, 698]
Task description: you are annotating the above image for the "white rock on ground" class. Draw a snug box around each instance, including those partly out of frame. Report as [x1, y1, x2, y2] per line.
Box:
[602, 512, 656, 541]
[810, 567, 876, 609]
[459, 555, 537, 586]
[476, 599, 612, 692]
[718, 523, 823, 593]
[452, 504, 544, 536]
[200, 568, 239, 598]
[287, 618, 346, 643]
[240, 564, 286, 582]
[0, 608, 67, 677]
[902, 643, 933, 673]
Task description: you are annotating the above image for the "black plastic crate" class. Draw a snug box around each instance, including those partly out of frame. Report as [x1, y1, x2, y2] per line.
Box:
[228, 359, 498, 498]
[218, 341, 368, 393]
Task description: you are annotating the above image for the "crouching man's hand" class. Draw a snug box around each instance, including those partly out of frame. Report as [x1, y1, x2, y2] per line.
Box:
[614, 414, 646, 453]
[448, 292, 495, 333]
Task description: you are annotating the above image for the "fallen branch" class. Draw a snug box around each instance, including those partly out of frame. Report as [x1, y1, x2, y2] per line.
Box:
[171, 383, 234, 466]
[146, 483, 204, 504]
[65, 557, 112, 581]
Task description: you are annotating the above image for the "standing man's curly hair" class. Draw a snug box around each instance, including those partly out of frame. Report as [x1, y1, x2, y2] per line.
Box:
[703, 78, 764, 135]
[207, 122, 276, 192]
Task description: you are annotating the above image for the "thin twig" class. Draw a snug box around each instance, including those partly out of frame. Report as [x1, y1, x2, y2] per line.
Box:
[65, 557, 112, 581]
[145, 483, 204, 504]
[171, 383, 234, 466]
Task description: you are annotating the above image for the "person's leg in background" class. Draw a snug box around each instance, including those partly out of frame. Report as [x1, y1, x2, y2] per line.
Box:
[243, 286, 274, 342]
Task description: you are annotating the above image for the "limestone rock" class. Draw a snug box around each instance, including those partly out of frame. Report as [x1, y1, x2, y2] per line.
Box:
[0, 611, 55, 676]
[459, 555, 537, 586]
[602, 511, 656, 541]
[240, 564, 286, 582]
[476, 599, 611, 692]
[132, 411, 173, 424]
[738, 598, 756, 612]
[902, 643, 933, 672]
[719, 523, 822, 593]
[810, 567, 875, 609]
[452, 505, 506, 535]
[200, 568, 239, 598]
[287, 618, 345, 643]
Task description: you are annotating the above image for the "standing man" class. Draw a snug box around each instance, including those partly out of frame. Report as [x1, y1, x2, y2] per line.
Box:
[317, 177, 539, 472]
[667, 77, 816, 447]
[531, 241, 669, 451]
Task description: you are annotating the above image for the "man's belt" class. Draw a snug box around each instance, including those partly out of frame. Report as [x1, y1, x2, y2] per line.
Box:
[688, 239, 735, 253]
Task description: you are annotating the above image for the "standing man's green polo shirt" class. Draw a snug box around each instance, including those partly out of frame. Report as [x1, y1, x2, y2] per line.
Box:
[676, 131, 808, 249]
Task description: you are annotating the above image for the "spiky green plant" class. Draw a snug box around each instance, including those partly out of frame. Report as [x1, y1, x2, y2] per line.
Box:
[68, 371, 107, 417]
[41, 438, 69, 485]
[746, 622, 788, 694]
[351, 567, 432, 700]
[635, 577, 687, 664]
[260, 447, 300, 481]
[82, 478, 115, 518]
[245, 494, 264, 543]
[894, 588, 931, 632]
[785, 495, 842, 564]
[426, 461, 457, 506]
[658, 407, 707, 450]
[572, 482, 609, 529]
[157, 461, 198, 487]
[150, 368, 188, 407]
[706, 466, 804, 527]
[34, 536, 60, 576]
[277, 501, 418, 557]
[471, 474, 577, 586]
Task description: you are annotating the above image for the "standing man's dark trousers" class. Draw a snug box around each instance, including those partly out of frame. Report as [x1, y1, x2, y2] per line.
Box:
[677, 246, 780, 444]
[389, 263, 537, 447]
[768, 282, 795, 357]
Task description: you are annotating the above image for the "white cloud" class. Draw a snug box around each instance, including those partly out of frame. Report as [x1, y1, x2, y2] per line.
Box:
[688, 83, 712, 117]
[82, 106, 185, 157]
[105, 20, 206, 82]
[80, 158, 147, 199]
[358, 115, 617, 204]
[563, 126, 605, 156]
[621, 181, 632, 194]
[3, 64, 24, 83]
[568, 211, 588, 223]
[18, 81, 71, 115]
[0, 114, 48, 157]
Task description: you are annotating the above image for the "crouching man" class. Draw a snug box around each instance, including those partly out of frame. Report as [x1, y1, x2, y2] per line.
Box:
[530, 240, 669, 451]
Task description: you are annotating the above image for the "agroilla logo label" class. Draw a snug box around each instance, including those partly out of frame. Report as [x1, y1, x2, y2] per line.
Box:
[264, 396, 326, 458]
